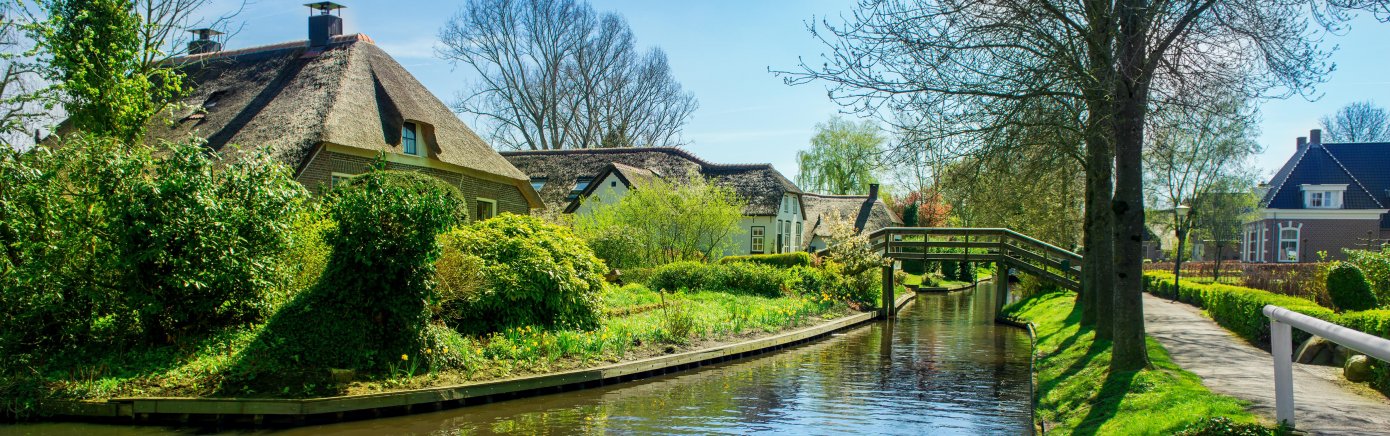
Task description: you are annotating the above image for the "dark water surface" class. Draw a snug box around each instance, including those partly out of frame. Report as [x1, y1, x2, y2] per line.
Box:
[4, 286, 1032, 435]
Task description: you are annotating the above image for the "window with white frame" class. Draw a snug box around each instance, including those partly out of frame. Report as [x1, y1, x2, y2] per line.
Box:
[1244, 226, 1258, 262]
[475, 198, 497, 221]
[330, 172, 354, 189]
[751, 226, 765, 253]
[1278, 225, 1300, 262]
[795, 221, 802, 251]
[1301, 184, 1346, 209]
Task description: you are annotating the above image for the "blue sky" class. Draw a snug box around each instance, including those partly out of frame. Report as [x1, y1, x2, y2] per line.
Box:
[206, 1, 1389, 181]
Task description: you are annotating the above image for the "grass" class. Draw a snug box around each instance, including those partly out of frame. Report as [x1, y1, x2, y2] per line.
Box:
[41, 283, 854, 401]
[1002, 291, 1282, 435]
[901, 272, 980, 289]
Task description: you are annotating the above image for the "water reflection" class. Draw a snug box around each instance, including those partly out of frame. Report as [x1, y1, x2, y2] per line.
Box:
[3, 285, 1032, 436]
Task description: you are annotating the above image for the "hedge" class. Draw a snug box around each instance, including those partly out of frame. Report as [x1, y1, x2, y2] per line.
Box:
[650, 261, 786, 298]
[1144, 272, 1390, 395]
[718, 252, 814, 268]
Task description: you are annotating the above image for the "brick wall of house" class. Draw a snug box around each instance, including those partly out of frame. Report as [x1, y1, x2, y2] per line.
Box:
[297, 149, 529, 217]
[1250, 218, 1382, 262]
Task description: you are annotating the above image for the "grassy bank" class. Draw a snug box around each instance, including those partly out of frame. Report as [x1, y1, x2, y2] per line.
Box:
[42, 284, 854, 401]
[1002, 292, 1280, 435]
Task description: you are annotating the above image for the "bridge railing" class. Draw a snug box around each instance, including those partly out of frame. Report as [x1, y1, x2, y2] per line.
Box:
[1263, 305, 1390, 429]
[865, 227, 1083, 290]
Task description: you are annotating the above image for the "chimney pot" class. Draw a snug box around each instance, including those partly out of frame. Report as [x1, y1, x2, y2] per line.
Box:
[306, 2, 346, 47]
[868, 183, 880, 198]
[1296, 137, 1307, 150]
[1310, 129, 1322, 145]
[186, 28, 223, 55]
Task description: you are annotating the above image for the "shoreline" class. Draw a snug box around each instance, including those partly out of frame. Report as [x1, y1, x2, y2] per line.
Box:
[40, 292, 919, 427]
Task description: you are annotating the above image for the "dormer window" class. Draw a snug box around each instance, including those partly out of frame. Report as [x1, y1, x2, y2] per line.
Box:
[1300, 184, 1346, 209]
[402, 122, 419, 156]
[566, 177, 593, 201]
[530, 177, 547, 192]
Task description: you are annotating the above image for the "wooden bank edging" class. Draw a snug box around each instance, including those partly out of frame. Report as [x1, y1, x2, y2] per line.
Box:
[996, 314, 1041, 435]
[45, 292, 917, 423]
[915, 275, 993, 293]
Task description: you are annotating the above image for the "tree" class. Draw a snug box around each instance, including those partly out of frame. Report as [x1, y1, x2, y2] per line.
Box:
[1320, 100, 1390, 143]
[574, 173, 745, 266]
[1188, 181, 1257, 283]
[438, 0, 697, 150]
[887, 189, 951, 228]
[1144, 90, 1260, 293]
[782, 0, 1383, 371]
[32, 0, 241, 143]
[0, 1, 51, 147]
[796, 116, 884, 195]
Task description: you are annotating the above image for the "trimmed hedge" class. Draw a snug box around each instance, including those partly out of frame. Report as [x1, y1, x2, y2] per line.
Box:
[1144, 272, 1390, 395]
[650, 261, 786, 298]
[718, 252, 814, 268]
[1328, 263, 1378, 312]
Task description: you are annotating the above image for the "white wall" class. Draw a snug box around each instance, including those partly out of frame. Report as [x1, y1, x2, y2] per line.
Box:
[572, 172, 629, 216]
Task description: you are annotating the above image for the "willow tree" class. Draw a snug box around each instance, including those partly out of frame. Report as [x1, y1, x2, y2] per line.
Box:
[796, 116, 884, 195]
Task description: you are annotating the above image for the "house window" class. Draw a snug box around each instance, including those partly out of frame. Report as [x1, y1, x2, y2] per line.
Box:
[530, 177, 546, 192]
[402, 122, 419, 156]
[795, 221, 802, 251]
[1244, 227, 1258, 262]
[330, 172, 354, 189]
[1278, 226, 1300, 262]
[1301, 184, 1345, 209]
[476, 198, 497, 221]
[782, 220, 792, 253]
[751, 226, 765, 254]
[566, 177, 593, 202]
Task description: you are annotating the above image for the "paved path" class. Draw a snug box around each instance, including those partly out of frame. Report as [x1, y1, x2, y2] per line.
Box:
[1143, 293, 1390, 435]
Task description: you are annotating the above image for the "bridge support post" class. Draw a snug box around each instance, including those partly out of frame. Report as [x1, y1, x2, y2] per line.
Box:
[882, 264, 895, 319]
[995, 261, 1009, 313]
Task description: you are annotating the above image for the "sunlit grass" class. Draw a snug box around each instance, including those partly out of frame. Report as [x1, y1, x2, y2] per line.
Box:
[1003, 291, 1280, 435]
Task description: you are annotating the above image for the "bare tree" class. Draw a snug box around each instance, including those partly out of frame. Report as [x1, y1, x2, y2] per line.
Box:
[1144, 89, 1260, 294]
[1320, 100, 1390, 142]
[0, 1, 50, 147]
[438, 0, 696, 150]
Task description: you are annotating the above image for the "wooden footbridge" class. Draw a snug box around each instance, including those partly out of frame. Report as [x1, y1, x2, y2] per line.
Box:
[866, 227, 1083, 317]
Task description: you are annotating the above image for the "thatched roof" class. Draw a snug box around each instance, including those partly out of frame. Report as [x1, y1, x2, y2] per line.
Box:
[502, 147, 802, 215]
[146, 34, 529, 184]
[800, 193, 902, 248]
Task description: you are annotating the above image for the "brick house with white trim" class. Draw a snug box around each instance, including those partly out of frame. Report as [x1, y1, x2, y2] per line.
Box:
[1242, 129, 1390, 263]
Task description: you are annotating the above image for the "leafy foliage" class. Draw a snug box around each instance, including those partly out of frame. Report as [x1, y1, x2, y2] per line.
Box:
[718, 252, 813, 268]
[575, 174, 744, 266]
[1344, 247, 1390, 307]
[229, 170, 466, 387]
[649, 261, 786, 298]
[440, 214, 606, 334]
[1327, 262, 1378, 312]
[37, 0, 184, 142]
[796, 116, 882, 195]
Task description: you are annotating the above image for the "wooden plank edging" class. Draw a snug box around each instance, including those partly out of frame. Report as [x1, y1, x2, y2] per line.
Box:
[46, 292, 916, 422]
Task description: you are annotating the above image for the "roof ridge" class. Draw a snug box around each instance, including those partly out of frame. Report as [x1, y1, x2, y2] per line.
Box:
[499, 146, 776, 170]
[1320, 145, 1385, 208]
[1262, 145, 1311, 207]
[172, 34, 374, 63]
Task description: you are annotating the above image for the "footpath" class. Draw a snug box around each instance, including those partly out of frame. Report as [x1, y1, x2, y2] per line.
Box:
[1143, 293, 1390, 435]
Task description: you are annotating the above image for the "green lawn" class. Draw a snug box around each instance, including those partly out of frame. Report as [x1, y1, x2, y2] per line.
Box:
[44, 284, 854, 400]
[1002, 292, 1282, 435]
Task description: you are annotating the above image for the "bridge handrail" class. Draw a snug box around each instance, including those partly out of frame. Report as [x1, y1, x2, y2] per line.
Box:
[868, 227, 1083, 262]
[1263, 305, 1390, 429]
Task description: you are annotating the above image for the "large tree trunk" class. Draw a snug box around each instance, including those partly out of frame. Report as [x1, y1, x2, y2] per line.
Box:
[1079, 0, 1116, 334]
[1110, 0, 1152, 371]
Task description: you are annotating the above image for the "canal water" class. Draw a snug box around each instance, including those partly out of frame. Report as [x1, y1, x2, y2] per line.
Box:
[4, 285, 1033, 435]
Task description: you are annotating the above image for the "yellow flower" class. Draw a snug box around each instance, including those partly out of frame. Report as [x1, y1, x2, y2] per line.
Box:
[442, 347, 449, 354]
[425, 348, 433, 355]
[401, 354, 409, 361]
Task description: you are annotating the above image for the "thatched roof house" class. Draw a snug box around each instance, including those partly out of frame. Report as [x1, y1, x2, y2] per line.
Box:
[139, 4, 540, 216]
[801, 186, 903, 252]
[500, 147, 803, 216]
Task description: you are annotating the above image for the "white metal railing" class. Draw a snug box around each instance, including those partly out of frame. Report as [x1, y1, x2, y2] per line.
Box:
[1263, 305, 1390, 428]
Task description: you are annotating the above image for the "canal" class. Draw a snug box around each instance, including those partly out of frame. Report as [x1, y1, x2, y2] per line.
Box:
[4, 285, 1033, 435]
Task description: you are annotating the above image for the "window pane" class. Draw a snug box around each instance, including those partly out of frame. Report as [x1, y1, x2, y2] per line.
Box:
[530, 178, 546, 191]
[403, 122, 418, 155]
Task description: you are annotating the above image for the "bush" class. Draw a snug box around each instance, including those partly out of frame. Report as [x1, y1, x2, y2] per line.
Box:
[649, 261, 786, 298]
[1327, 262, 1378, 312]
[440, 214, 606, 334]
[957, 261, 975, 282]
[719, 252, 814, 268]
[1335, 310, 1390, 393]
[232, 169, 466, 382]
[1344, 247, 1390, 306]
[112, 143, 307, 341]
[574, 174, 745, 266]
[942, 260, 959, 281]
[1144, 272, 1335, 348]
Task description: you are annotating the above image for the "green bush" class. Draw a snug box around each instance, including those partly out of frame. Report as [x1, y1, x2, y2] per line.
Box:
[1144, 273, 1334, 346]
[231, 170, 466, 384]
[1335, 310, 1390, 393]
[1344, 247, 1390, 306]
[957, 261, 975, 281]
[440, 214, 606, 334]
[942, 260, 959, 281]
[112, 143, 306, 341]
[1327, 262, 1378, 312]
[718, 252, 814, 268]
[650, 261, 786, 298]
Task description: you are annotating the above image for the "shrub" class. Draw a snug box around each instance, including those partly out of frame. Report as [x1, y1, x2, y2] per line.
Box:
[649, 261, 786, 298]
[942, 260, 960, 281]
[574, 173, 745, 266]
[1335, 310, 1390, 393]
[957, 261, 975, 282]
[440, 214, 606, 334]
[1344, 247, 1390, 306]
[1144, 272, 1334, 348]
[718, 252, 814, 268]
[1328, 262, 1379, 312]
[112, 144, 307, 341]
[1240, 263, 1329, 306]
[232, 169, 466, 382]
